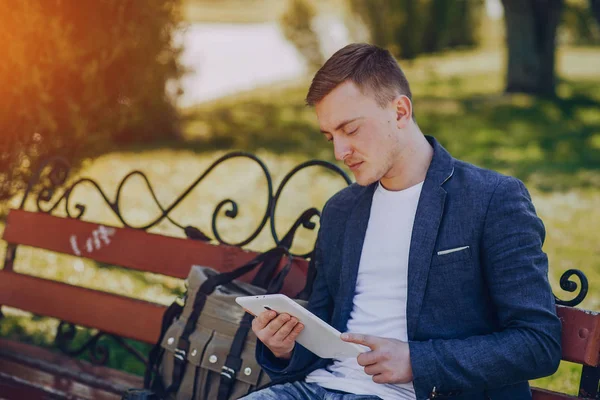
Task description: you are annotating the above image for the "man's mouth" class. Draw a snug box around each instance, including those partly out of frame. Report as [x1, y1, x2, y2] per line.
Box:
[347, 162, 363, 171]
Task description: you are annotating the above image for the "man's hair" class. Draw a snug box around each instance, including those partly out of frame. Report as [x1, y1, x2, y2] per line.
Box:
[306, 43, 413, 115]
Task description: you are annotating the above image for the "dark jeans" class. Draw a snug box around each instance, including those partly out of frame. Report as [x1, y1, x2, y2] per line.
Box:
[240, 381, 383, 400]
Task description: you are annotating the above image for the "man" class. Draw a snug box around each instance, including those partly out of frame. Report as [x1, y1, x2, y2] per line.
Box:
[242, 43, 561, 400]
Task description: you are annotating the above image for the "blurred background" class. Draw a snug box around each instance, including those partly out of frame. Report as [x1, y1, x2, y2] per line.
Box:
[0, 0, 599, 394]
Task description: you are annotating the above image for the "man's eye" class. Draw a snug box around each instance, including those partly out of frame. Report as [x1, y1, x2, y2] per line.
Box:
[347, 128, 359, 135]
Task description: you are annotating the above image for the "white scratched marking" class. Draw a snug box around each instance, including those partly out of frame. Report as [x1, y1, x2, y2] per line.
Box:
[92, 230, 101, 250]
[70, 235, 81, 256]
[97, 225, 115, 245]
[70, 225, 117, 256]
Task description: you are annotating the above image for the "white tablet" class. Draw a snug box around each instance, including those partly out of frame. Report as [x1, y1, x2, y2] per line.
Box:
[236, 294, 365, 359]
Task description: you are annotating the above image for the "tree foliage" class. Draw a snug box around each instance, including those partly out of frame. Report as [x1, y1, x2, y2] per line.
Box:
[0, 0, 184, 205]
[562, 0, 600, 45]
[346, 0, 484, 59]
[279, 0, 324, 71]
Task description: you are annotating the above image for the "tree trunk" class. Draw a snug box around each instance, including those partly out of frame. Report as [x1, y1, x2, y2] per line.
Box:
[422, 0, 451, 53]
[501, 0, 563, 97]
[394, 0, 421, 59]
[449, 0, 483, 48]
[591, 0, 600, 24]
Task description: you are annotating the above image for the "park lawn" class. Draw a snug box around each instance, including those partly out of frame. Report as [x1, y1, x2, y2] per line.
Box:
[182, 46, 600, 190]
[1, 46, 599, 393]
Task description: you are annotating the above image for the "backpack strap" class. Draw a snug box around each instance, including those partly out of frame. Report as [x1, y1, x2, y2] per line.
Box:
[144, 298, 184, 390]
[166, 247, 287, 394]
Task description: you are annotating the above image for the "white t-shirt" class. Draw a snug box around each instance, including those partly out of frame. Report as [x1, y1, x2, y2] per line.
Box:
[305, 181, 423, 400]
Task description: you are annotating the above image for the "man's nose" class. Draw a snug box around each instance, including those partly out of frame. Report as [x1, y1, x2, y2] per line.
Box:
[333, 137, 352, 161]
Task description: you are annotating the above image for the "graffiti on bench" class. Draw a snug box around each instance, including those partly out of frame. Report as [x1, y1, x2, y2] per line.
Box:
[69, 225, 116, 256]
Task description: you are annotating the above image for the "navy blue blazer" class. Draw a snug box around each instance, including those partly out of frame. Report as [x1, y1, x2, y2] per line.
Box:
[257, 136, 561, 400]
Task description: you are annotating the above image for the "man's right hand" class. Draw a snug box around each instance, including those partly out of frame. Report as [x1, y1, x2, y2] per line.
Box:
[251, 310, 304, 360]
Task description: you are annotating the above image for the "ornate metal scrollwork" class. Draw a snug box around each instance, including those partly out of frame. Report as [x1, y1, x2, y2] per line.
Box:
[23, 152, 351, 248]
[55, 322, 147, 367]
[55, 322, 110, 365]
[270, 160, 351, 257]
[22, 152, 350, 366]
[554, 269, 588, 307]
[18, 157, 71, 214]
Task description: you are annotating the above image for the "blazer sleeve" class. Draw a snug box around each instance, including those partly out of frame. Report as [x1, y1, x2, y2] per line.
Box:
[409, 176, 562, 395]
[256, 201, 335, 379]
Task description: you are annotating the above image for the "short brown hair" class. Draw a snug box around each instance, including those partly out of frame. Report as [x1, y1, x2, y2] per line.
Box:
[306, 43, 413, 113]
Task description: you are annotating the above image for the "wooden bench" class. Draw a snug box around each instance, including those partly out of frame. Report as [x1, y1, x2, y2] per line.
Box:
[532, 303, 600, 400]
[0, 153, 351, 399]
[0, 154, 598, 399]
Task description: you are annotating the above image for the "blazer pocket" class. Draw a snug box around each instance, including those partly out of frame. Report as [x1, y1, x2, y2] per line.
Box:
[431, 245, 472, 266]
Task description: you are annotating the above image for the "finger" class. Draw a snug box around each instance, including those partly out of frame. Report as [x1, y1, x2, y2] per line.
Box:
[364, 363, 385, 376]
[372, 372, 392, 384]
[284, 322, 304, 344]
[263, 313, 292, 337]
[253, 310, 277, 330]
[341, 333, 382, 349]
[357, 350, 381, 367]
[273, 317, 299, 342]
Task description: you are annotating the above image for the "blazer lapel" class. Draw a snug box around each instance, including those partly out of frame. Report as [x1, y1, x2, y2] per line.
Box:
[406, 136, 454, 340]
[334, 183, 376, 331]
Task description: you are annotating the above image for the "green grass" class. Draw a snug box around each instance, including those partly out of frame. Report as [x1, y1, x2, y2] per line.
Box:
[182, 46, 600, 190]
[1, 46, 600, 394]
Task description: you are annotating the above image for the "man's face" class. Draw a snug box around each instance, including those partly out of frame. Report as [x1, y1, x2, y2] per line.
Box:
[316, 81, 404, 186]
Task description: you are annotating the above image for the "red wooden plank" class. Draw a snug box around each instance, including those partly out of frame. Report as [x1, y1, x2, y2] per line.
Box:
[3, 209, 308, 297]
[531, 387, 578, 400]
[0, 338, 143, 392]
[0, 359, 121, 400]
[557, 305, 600, 366]
[0, 338, 140, 399]
[0, 270, 165, 344]
[0, 371, 68, 400]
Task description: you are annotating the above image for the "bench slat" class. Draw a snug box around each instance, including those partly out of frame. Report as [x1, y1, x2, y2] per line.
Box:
[0, 359, 121, 400]
[0, 270, 165, 344]
[557, 305, 600, 366]
[3, 209, 308, 297]
[0, 338, 143, 392]
[0, 359, 121, 399]
[0, 371, 68, 400]
[531, 387, 579, 400]
[0, 338, 140, 399]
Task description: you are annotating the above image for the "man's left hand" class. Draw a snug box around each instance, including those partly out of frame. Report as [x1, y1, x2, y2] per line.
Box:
[341, 333, 413, 384]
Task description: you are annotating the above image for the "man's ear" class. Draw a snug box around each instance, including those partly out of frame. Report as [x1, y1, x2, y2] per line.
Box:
[394, 95, 413, 128]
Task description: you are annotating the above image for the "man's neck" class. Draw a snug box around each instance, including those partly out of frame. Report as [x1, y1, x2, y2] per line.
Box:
[380, 132, 433, 191]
